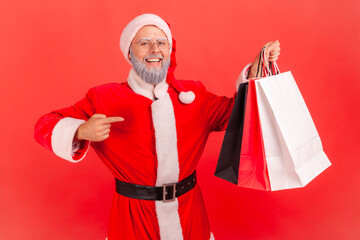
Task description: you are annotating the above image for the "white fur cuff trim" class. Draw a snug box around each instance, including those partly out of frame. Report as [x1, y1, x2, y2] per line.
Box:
[51, 117, 88, 163]
[236, 63, 252, 90]
[210, 232, 215, 240]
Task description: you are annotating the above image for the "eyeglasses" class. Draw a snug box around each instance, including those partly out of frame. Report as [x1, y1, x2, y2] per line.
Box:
[135, 39, 171, 52]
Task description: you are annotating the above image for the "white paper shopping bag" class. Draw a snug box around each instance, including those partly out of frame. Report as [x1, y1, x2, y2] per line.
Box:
[255, 71, 331, 190]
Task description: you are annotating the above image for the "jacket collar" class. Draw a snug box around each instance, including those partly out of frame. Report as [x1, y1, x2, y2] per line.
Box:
[127, 68, 169, 101]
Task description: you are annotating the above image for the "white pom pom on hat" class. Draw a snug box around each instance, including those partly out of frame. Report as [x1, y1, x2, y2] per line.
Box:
[120, 13, 173, 65]
[179, 91, 195, 104]
[169, 76, 196, 104]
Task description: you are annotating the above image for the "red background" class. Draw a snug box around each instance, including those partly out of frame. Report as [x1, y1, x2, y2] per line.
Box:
[1, 0, 359, 239]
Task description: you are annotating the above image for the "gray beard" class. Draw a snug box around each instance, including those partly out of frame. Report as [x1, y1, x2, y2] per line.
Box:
[130, 50, 170, 85]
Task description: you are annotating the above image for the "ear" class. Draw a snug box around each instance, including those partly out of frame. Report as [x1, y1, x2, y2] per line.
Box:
[128, 47, 132, 61]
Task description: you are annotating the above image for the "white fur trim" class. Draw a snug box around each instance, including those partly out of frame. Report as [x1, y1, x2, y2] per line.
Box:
[179, 91, 195, 104]
[127, 68, 156, 100]
[51, 117, 88, 163]
[151, 94, 183, 239]
[236, 63, 252, 90]
[154, 82, 168, 99]
[155, 199, 182, 240]
[127, 68, 183, 239]
[151, 94, 179, 185]
[127, 68, 168, 100]
[120, 13, 173, 65]
[105, 227, 213, 239]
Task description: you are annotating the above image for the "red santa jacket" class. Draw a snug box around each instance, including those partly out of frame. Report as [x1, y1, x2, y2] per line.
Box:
[34, 37, 250, 239]
[34, 66, 238, 239]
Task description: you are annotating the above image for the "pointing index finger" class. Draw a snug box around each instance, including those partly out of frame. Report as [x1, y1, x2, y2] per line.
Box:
[104, 117, 124, 123]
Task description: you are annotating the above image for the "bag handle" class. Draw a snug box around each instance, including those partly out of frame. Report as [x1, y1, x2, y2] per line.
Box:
[256, 47, 280, 78]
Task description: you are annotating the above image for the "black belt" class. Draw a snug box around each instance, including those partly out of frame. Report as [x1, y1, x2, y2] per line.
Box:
[115, 171, 197, 202]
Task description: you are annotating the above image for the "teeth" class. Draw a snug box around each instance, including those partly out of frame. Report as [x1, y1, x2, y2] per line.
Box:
[146, 58, 160, 62]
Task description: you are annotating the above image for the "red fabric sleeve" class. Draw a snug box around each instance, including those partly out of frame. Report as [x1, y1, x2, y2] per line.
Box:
[199, 82, 237, 132]
[34, 87, 99, 152]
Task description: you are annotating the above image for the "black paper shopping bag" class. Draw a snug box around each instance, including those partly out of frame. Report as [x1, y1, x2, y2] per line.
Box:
[215, 82, 248, 184]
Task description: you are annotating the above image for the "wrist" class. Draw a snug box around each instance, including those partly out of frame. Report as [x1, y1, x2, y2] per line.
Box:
[248, 66, 258, 79]
[74, 124, 84, 142]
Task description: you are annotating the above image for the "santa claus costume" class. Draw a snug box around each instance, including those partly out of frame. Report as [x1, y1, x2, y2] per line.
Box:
[34, 14, 249, 240]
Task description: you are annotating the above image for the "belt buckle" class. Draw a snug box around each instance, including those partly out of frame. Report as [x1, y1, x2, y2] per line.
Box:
[162, 183, 176, 203]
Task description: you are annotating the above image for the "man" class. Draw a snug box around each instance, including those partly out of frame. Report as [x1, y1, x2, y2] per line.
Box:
[34, 14, 280, 240]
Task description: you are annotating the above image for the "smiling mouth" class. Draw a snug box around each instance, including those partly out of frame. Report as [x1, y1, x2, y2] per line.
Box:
[145, 58, 162, 63]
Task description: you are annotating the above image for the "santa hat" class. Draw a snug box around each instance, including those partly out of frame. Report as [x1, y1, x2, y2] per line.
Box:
[120, 14, 172, 65]
[120, 13, 195, 104]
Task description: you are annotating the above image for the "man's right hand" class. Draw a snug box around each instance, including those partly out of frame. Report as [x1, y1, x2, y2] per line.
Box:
[74, 114, 124, 142]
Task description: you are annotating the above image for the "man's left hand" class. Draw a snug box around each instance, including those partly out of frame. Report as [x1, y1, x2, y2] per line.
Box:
[248, 40, 281, 79]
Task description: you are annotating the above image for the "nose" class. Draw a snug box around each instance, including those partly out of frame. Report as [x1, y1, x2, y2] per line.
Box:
[150, 42, 160, 53]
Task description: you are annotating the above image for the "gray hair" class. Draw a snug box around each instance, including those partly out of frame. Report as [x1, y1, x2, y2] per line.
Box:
[130, 48, 170, 85]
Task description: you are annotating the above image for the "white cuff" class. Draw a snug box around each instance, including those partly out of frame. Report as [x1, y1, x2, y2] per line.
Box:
[236, 63, 252, 90]
[51, 117, 88, 163]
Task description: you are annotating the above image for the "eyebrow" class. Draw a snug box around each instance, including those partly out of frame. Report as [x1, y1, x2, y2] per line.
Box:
[138, 38, 168, 42]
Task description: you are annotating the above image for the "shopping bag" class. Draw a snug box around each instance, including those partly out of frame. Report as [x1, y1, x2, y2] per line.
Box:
[215, 82, 248, 184]
[255, 71, 331, 190]
[215, 48, 273, 190]
[215, 45, 330, 191]
[215, 79, 271, 190]
[237, 79, 271, 190]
